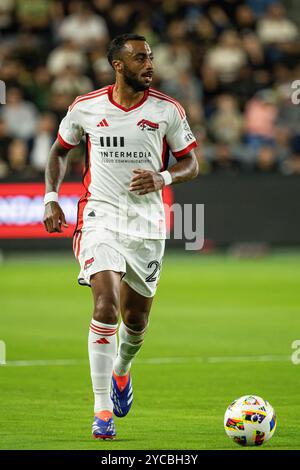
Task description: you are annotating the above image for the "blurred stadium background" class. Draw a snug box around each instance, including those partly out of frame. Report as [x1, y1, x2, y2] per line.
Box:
[1, 0, 300, 450]
[1, 0, 300, 250]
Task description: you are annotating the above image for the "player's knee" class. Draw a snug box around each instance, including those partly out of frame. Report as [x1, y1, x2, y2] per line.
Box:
[93, 295, 119, 324]
[123, 310, 149, 332]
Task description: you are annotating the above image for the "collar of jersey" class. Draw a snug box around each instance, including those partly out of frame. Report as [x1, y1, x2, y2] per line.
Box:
[108, 84, 149, 112]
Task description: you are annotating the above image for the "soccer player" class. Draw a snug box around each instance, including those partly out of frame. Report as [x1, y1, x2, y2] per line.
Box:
[43, 33, 198, 440]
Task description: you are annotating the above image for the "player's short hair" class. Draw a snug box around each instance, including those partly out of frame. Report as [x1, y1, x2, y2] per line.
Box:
[107, 33, 146, 68]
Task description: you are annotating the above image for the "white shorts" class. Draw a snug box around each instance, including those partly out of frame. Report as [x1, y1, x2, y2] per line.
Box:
[73, 225, 165, 298]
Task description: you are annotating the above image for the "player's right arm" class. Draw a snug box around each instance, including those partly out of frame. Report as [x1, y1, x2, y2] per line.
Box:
[43, 140, 71, 233]
[43, 101, 84, 233]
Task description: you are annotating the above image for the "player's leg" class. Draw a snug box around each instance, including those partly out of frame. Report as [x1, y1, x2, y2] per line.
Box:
[89, 270, 121, 439]
[111, 282, 153, 417]
[116, 281, 153, 374]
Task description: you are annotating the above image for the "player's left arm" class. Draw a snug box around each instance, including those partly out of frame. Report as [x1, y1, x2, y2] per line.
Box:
[129, 150, 198, 195]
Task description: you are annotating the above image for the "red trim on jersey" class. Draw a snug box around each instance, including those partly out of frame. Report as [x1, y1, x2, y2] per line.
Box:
[73, 231, 79, 256]
[149, 89, 185, 119]
[172, 141, 197, 158]
[57, 132, 77, 150]
[108, 84, 149, 112]
[76, 135, 92, 232]
[75, 231, 82, 259]
[69, 87, 109, 111]
[149, 88, 185, 114]
[161, 136, 168, 170]
[149, 92, 185, 119]
[73, 231, 82, 259]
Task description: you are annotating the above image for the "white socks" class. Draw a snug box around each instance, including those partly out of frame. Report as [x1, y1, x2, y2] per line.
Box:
[88, 319, 148, 413]
[113, 321, 148, 377]
[88, 319, 118, 413]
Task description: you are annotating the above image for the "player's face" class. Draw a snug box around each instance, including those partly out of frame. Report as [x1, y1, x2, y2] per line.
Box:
[120, 41, 154, 92]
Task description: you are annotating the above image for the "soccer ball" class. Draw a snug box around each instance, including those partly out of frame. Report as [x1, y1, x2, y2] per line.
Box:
[224, 395, 277, 447]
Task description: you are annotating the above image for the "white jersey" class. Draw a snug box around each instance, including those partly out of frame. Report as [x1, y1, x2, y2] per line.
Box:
[58, 84, 197, 239]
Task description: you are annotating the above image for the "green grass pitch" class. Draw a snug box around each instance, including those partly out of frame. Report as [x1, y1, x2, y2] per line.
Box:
[1, 250, 300, 450]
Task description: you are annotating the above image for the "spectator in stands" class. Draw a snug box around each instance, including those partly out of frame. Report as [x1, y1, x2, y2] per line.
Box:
[92, 57, 115, 88]
[51, 65, 93, 96]
[0, 118, 11, 179]
[58, 1, 108, 50]
[226, 64, 261, 108]
[253, 145, 279, 173]
[210, 143, 242, 175]
[49, 0, 65, 44]
[25, 66, 52, 112]
[257, 2, 299, 45]
[7, 139, 35, 179]
[194, 14, 216, 45]
[273, 124, 292, 164]
[219, 0, 245, 21]
[209, 94, 244, 145]
[159, 62, 203, 128]
[257, 2, 300, 65]
[47, 39, 87, 76]
[160, 70, 202, 110]
[30, 113, 57, 174]
[204, 30, 247, 84]
[134, 19, 160, 48]
[0, 0, 299, 179]
[106, 2, 136, 38]
[244, 89, 278, 150]
[15, 0, 51, 33]
[280, 134, 300, 174]
[235, 3, 257, 31]
[48, 91, 74, 123]
[242, 31, 267, 71]
[246, 0, 277, 18]
[153, 20, 192, 81]
[0, 57, 24, 89]
[0, 0, 15, 35]
[1, 87, 38, 141]
[14, 31, 44, 72]
[207, 5, 232, 35]
[92, 0, 113, 23]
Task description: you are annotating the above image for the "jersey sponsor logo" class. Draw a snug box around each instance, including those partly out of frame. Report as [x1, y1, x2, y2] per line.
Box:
[99, 136, 125, 147]
[84, 257, 94, 270]
[99, 150, 152, 162]
[97, 118, 109, 127]
[137, 119, 159, 131]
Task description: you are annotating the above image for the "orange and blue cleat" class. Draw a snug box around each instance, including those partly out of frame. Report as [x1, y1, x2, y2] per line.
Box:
[110, 371, 133, 417]
[92, 410, 116, 439]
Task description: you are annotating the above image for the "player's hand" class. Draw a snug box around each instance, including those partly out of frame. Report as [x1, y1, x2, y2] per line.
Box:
[129, 169, 165, 195]
[43, 202, 69, 233]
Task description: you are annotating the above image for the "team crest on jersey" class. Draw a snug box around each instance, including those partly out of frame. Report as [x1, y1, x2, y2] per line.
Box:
[137, 119, 159, 131]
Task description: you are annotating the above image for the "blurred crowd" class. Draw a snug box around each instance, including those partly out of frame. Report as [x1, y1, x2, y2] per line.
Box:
[0, 0, 300, 180]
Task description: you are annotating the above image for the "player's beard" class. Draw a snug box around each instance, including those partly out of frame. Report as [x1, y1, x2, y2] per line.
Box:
[123, 65, 150, 92]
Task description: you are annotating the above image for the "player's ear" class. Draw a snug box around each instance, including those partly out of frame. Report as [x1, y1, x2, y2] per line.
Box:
[112, 60, 123, 73]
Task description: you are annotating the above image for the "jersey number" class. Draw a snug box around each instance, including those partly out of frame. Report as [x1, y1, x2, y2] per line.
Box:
[145, 261, 161, 283]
